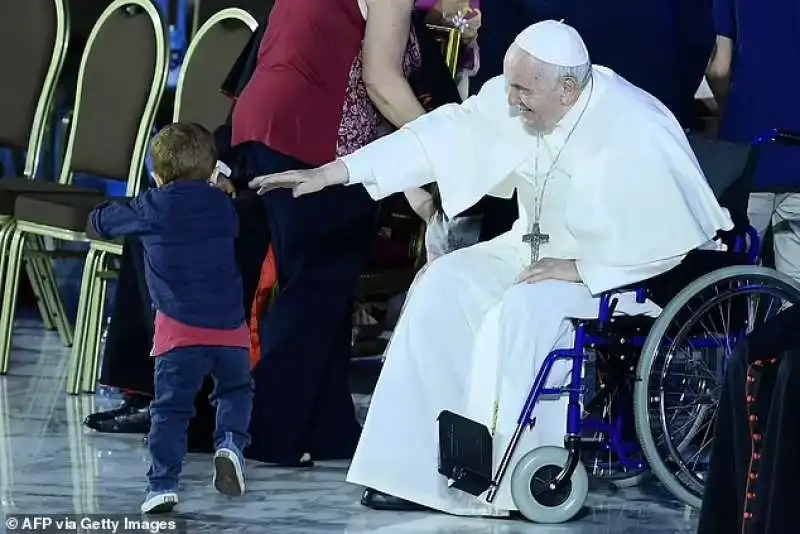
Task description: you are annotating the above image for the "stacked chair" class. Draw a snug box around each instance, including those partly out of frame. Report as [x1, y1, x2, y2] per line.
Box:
[66, 7, 257, 394]
[1, 1, 460, 386]
[0, 0, 170, 377]
[0, 0, 79, 346]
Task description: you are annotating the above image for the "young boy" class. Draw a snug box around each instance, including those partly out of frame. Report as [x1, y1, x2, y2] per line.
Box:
[88, 123, 253, 514]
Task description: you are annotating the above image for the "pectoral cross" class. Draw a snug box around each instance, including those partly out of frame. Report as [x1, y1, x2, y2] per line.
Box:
[522, 223, 549, 263]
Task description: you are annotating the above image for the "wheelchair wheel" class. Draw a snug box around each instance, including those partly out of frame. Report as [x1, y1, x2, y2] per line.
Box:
[510, 446, 589, 524]
[634, 265, 800, 509]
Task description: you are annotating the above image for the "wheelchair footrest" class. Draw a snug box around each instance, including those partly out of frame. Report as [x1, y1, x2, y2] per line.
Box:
[437, 410, 493, 497]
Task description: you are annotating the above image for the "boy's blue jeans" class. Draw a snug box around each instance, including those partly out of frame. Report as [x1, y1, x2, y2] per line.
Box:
[147, 346, 253, 492]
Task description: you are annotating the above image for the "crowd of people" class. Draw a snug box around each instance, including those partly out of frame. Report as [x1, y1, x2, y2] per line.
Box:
[71, 0, 798, 530]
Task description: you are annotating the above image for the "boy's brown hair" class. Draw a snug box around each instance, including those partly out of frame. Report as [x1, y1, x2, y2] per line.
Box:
[150, 122, 217, 184]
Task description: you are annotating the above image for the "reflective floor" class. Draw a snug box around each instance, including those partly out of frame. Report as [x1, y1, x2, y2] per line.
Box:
[0, 319, 699, 533]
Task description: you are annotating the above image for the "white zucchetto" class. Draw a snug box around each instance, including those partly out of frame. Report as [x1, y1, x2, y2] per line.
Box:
[513, 20, 590, 67]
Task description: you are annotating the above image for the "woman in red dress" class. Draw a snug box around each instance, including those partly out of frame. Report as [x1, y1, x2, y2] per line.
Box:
[231, 0, 428, 466]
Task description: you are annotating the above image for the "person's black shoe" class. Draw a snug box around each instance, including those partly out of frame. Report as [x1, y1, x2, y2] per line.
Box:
[360, 488, 428, 512]
[84, 395, 151, 434]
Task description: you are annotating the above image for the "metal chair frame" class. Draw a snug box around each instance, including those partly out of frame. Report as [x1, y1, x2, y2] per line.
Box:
[60, 0, 170, 394]
[0, 0, 72, 344]
[0, 0, 169, 380]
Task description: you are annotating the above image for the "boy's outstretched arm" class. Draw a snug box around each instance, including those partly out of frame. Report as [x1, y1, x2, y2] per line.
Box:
[88, 193, 155, 240]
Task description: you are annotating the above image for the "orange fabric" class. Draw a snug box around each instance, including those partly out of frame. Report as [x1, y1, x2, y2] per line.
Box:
[249, 245, 278, 369]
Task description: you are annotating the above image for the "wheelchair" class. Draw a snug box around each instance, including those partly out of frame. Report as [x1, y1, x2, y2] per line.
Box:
[436, 130, 800, 523]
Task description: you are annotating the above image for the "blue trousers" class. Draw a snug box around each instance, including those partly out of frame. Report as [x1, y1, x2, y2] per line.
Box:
[147, 346, 253, 491]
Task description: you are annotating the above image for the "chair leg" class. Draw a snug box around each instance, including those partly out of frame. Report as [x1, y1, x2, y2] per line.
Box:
[30, 235, 65, 330]
[25, 261, 55, 331]
[0, 223, 14, 301]
[0, 229, 28, 374]
[23, 236, 56, 331]
[81, 250, 109, 394]
[0, 378, 11, 495]
[66, 247, 100, 395]
[32, 241, 73, 348]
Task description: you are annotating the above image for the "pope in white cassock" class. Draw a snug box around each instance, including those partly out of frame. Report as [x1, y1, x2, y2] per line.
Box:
[249, 21, 733, 517]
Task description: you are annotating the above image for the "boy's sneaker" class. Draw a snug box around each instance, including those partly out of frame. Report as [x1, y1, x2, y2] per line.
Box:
[141, 490, 178, 514]
[213, 445, 245, 497]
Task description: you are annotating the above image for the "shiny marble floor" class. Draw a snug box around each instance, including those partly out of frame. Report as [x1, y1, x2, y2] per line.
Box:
[0, 318, 700, 533]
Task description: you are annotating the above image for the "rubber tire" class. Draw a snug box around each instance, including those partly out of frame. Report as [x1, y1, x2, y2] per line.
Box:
[633, 265, 800, 509]
[510, 446, 589, 524]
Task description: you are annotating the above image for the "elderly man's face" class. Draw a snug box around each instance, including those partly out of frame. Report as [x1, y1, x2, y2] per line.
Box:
[504, 48, 568, 133]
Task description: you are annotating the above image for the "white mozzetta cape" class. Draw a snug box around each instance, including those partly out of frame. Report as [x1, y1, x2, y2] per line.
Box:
[342, 66, 733, 293]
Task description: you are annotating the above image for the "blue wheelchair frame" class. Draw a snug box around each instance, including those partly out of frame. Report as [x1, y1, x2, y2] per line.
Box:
[481, 130, 800, 503]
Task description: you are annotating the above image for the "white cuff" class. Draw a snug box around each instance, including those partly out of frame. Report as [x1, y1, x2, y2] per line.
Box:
[341, 150, 375, 187]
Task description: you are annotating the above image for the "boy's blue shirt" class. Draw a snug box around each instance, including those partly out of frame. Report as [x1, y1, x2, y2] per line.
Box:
[90, 180, 245, 329]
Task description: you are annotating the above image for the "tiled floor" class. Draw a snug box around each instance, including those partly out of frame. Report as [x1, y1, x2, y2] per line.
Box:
[0, 319, 699, 533]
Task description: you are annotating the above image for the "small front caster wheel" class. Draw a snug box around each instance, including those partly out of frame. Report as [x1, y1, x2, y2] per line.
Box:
[510, 446, 589, 523]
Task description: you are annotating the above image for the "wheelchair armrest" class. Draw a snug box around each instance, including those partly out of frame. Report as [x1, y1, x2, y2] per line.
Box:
[600, 284, 649, 304]
[595, 285, 649, 324]
[601, 284, 642, 296]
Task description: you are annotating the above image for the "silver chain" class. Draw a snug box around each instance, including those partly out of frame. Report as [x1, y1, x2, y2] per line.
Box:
[530, 79, 594, 226]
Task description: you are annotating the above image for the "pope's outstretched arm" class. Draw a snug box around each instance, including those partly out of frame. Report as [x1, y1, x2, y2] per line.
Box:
[248, 77, 528, 216]
[248, 102, 475, 198]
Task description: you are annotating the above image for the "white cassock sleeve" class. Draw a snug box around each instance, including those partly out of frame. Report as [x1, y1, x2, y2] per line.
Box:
[340, 128, 435, 199]
[341, 76, 533, 218]
[566, 123, 733, 296]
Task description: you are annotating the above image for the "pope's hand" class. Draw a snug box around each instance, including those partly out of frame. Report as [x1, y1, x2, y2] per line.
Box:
[248, 160, 349, 197]
[516, 258, 581, 284]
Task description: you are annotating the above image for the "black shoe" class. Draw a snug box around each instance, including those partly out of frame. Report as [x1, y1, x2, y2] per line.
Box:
[84, 396, 151, 434]
[360, 488, 428, 512]
[84, 394, 150, 424]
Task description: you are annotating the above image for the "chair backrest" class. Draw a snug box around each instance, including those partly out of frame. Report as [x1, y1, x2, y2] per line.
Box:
[0, 0, 69, 177]
[59, 0, 169, 196]
[173, 8, 257, 129]
[61, 0, 113, 82]
[192, 0, 271, 35]
[689, 134, 754, 232]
